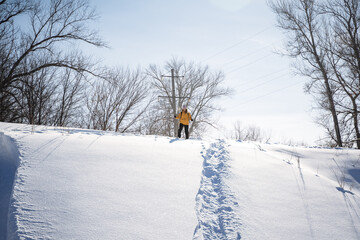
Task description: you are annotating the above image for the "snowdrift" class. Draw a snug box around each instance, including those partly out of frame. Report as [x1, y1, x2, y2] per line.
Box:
[0, 133, 20, 240]
[0, 122, 359, 239]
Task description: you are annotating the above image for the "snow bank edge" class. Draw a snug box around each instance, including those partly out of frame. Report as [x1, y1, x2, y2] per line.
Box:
[0, 132, 20, 240]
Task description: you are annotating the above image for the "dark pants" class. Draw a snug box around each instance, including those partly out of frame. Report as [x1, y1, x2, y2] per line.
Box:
[178, 123, 189, 139]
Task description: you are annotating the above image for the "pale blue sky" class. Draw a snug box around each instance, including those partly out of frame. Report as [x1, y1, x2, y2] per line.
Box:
[88, 0, 324, 144]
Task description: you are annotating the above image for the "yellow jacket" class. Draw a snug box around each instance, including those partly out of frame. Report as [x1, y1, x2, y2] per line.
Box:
[176, 110, 192, 125]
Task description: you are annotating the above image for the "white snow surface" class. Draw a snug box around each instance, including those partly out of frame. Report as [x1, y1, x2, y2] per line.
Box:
[0, 122, 360, 239]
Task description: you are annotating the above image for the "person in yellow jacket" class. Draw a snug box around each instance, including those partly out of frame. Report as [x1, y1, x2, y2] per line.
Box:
[174, 105, 193, 139]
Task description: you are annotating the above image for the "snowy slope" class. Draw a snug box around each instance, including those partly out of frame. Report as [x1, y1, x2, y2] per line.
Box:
[228, 141, 360, 239]
[0, 123, 204, 240]
[0, 122, 360, 240]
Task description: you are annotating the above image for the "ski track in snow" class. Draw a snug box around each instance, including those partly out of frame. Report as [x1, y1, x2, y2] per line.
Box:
[193, 139, 241, 240]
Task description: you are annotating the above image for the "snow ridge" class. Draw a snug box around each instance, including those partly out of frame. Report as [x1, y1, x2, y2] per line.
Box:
[193, 139, 241, 240]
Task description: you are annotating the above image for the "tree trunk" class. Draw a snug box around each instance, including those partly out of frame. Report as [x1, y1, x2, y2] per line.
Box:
[323, 79, 342, 147]
[351, 99, 360, 149]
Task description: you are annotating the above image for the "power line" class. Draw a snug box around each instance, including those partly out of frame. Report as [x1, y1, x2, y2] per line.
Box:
[225, 68, 289, 95]
[200, 25, 274, 63]
[230, 80, 305, 108]
[235, 72, 289, 95]
[219, 37, 286, 69]
[230, 68, 288, 89]
[237, 67, 288, 83]
[220, 45, 270, 68]
[226, 52, 274, 75]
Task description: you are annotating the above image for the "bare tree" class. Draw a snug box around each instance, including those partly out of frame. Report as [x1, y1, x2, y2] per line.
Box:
[9, 66, 85, 127]
[0, 0, 32, 25]
[319, 0, 360, 148]
[0, 0, 105, 122]
[85, 67, 150, 132]
[232, 120, 246, 140]
[17, 67, 57, 125]
[86, 80, 117, 131]
[269, 0, 343, 147]
[229, 120, 272, 142]
[53, 69, 85, 127]
[146, 57, 232, 137]
[0, 0, 33, 121]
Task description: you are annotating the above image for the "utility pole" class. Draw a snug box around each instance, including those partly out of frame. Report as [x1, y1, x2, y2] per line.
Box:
[159, 69, 187, 137]
[171, 69, 177, 137]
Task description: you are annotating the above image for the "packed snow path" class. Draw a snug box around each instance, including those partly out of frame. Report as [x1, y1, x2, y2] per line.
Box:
[193, 140, 241, 239]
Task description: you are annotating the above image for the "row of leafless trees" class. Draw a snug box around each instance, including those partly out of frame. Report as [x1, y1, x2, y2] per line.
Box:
[270, 0, 360, 148]
[0, 0, 103, 124]
[226, 121, 272, 143]
[0, 0, 230, 137]
[83, 59, 231, 136]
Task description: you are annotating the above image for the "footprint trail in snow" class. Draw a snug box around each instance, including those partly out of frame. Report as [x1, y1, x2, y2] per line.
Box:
[193, 139, 241, 240]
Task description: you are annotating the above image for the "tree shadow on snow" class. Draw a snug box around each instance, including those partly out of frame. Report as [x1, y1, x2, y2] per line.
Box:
[349, 169, 360, 184]
[339, 187, 360, 239]
[275, 149, 304, 159]
[336, 187, 354, 195]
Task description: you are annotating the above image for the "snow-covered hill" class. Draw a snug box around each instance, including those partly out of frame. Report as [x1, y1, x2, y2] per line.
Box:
[0, 122, 359, 239]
